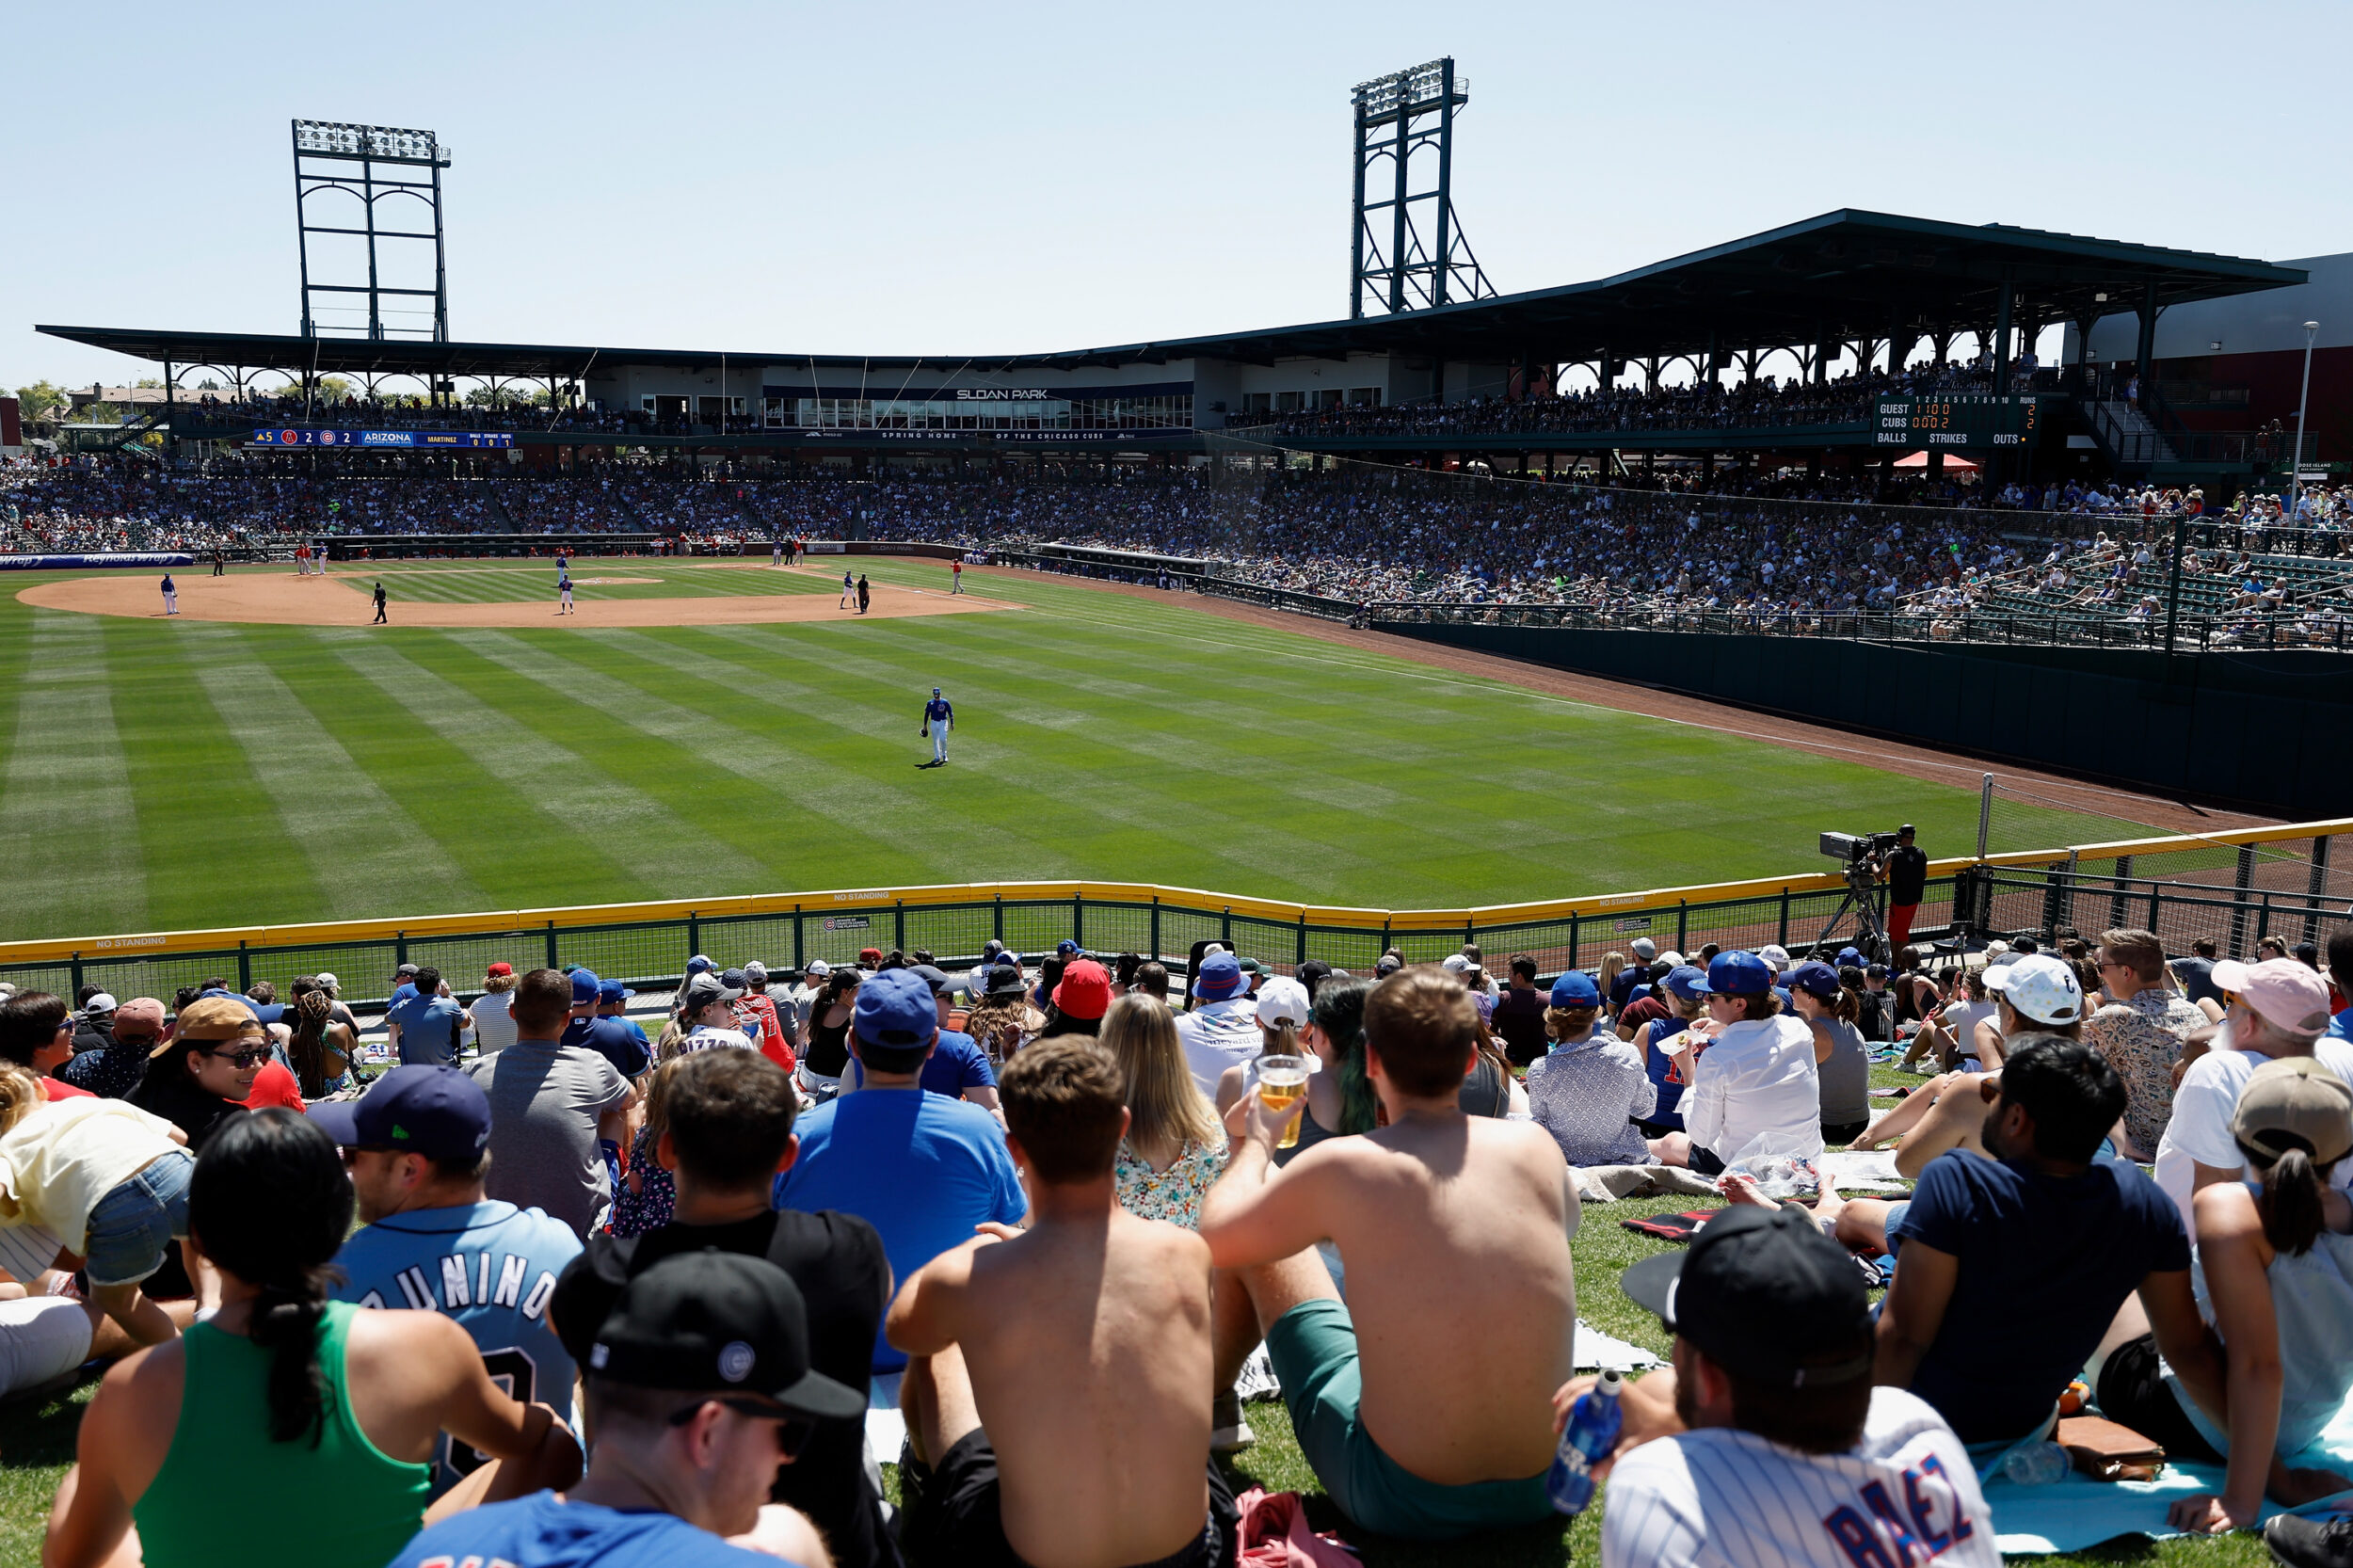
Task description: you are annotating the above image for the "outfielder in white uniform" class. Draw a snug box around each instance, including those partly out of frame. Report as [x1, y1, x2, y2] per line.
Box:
[1593, 1205, 1997, 1568]
[921, 687, 954, 765]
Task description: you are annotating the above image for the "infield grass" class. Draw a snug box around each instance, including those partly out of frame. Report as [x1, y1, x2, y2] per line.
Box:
[0, 557, 2154, 943]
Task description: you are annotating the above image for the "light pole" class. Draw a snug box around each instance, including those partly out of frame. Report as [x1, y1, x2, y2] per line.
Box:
[2290, 320, 2319, 526]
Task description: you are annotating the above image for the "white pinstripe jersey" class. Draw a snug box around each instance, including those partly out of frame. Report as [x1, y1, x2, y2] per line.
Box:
[1600, 1387, 1998, 1568]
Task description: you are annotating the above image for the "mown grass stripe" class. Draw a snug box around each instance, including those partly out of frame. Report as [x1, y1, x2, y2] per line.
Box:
[180, 625, 489, 915]
[0, 615, 148, 936]
[319, 635, 743, 892]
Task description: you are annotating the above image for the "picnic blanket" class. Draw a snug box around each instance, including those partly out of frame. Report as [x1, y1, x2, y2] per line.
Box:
[1991, 1394, 2353, 1554]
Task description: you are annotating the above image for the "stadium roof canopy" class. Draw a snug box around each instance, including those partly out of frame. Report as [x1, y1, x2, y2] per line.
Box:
[40, 209, 2307, 377]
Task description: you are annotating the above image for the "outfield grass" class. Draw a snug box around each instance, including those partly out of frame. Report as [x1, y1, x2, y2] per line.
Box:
[0, 557, 2153, 944]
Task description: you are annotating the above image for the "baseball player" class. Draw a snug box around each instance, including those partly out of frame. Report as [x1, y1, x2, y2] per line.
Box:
[951, 558, 966, 594]
[921, 686, 954, 766]
[294, 542, 310, 575]
[373, 581, 389, 624]
[771, 538, 783, 567]
[555, 552, 569, 579]
[316, 1066, 584, 1497]
[211, 546, 226, 578]
[840, 568, 855, 609]
[159, 574, 177, 616]
[558, 572, 574, 615]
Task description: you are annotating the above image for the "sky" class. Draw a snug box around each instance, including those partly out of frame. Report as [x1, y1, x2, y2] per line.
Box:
[9, 1, 2353, 392]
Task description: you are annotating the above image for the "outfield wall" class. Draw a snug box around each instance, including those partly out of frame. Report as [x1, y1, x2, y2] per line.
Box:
[1384, 625, 2353, 820]
[1, 821, 2341, 1013]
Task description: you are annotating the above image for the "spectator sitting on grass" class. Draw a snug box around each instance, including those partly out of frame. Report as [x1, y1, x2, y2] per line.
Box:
[45, 1110, 578, 1568]
[1198, 967, 1577, 1540]
[551, 1048, 894, 1568]
[1176, 949, 1261, 1097]
[890, 1036, 1236, 1568]
[2085, 926, 2209, 1160]
[466, 968, 636, 1243]
[1211, 975, 1313, 1121]
[1648, 952, 1822, 1176]
[129, 997, 272, 1151]
[1871, 1036, 2220, 1445]
[392, 1252, 845, 1568]
[1627, 965, 1705, 1137]
[2154, 956, 2353, 1244]
[1568, 1204, 1998, 1568]
[387, 966, 470, 1068]
[54, 996, 164, 1100]
[2096, 1057, 2353, 1539]
[1527, 969, 1656, 1167]
[776, 967, 1025, 1375]
[1785, 961, 1873, 1146]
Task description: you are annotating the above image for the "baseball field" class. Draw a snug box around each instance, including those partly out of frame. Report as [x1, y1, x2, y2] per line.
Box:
[0, 554, 2159, 945]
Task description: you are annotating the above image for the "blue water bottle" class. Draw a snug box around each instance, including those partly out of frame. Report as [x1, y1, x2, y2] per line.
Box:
[1546, 1368, 1625, 1515]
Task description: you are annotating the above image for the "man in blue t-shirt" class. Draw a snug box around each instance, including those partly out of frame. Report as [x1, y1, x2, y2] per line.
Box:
[777, 968, 1025, 1371]
[387, 1251, 852, 1568]
[314, 1066, 584, 1496]
[844, 965, 1000, 1112]
[560, 967, 651, 1080]
[387, 966, 471, 1067]
[1877, 1036, 2216, 1443]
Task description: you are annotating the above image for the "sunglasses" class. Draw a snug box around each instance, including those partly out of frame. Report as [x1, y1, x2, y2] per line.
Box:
[666, 1397, 816, 1459]
[205, 1044, 274, 1068]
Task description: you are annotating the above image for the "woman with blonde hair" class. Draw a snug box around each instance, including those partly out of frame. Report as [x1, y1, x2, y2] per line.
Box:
[1596, 952, 1628, 1021]
[1104, 993, 1225, 1228]
[605, 1055, 688, 1237]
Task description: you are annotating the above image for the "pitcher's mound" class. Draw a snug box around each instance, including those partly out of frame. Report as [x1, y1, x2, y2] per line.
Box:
[19, 572, 1012, 629]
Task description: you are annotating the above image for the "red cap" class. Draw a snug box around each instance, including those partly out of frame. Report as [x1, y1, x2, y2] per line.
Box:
[858, 948, 884, 967]
[1052, 959, 1113, 1022]
[485, 962, 513, 978]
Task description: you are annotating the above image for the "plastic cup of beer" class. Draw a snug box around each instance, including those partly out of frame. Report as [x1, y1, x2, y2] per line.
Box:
[1257, 1054, 1309, 1149]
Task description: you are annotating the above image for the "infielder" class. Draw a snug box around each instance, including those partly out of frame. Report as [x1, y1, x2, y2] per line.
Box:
[558, 573, 574, 615]
[921, 686, 954, 765]
[951, 558, 966, 594]
[160, 573, 177, 616]
[840, 568, 856, 609]
[771, 538, 783, 567]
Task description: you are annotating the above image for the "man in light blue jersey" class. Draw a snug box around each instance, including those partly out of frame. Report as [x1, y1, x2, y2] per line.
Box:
[920, 686, 953, 767]
[314, 1064, 584, 1497]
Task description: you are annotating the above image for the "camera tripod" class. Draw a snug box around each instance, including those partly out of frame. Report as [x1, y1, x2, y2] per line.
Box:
[1810, 866, 1889, 965]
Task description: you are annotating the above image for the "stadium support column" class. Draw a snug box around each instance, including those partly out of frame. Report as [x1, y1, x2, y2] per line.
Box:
[2134, 282, 2159, 403]
[1989, 271, 2014, 487]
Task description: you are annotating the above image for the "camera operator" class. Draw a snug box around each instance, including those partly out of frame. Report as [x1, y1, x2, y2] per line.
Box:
[1883, 825, 1928, 952]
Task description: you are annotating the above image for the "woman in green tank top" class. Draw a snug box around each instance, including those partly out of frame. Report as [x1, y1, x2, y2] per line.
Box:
[45, 1107, 580, 1568]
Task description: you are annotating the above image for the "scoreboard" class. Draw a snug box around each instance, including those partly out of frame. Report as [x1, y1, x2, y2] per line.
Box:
[1873, 394, 2049, 450]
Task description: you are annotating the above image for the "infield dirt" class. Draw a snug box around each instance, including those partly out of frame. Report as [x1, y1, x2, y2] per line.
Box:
[19, 567, 1013, 629]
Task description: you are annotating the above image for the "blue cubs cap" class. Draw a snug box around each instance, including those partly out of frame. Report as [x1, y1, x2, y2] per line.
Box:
[1055, 939, 1080, 957]
[933, 687, 941, 696]
[1787, 960, 1844, 1000]
[308, 1064, 490, 1162]
[598, 977, 634, 1005]
[854, 967, 938, 1048]
[1193, 950, 1247, 1000]
[1692, 951, 1773, 997]
[569, 967, 602, 1006]
[1664, 965, 1709, 1002]
[1548, 970, 1600, 1008]
[1835, 946, 1864, 969]
[686, 954, 715, 978]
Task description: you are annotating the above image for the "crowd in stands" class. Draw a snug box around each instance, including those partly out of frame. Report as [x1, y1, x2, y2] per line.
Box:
[8, 453, 2353, 638]
[11, 919, 2353, 1567]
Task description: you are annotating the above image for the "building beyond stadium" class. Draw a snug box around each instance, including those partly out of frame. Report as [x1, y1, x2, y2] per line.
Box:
[39, 208, 2350, 478]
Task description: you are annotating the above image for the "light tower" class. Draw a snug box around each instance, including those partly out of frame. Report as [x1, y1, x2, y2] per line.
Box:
[1349, 58, 1494, 318]
[292, 120, 453, 342]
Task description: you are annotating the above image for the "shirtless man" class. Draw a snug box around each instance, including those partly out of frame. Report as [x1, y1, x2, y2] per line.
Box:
[888, 1036, 1230, 1568]
[1197, 966, 1576, 1540]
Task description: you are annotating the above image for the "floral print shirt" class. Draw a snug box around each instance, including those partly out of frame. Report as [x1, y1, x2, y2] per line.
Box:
[2085, 988, 2207, 1156]
[1113, 1131, 1228, 1230]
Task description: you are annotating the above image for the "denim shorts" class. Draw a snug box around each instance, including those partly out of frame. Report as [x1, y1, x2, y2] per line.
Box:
[83, 1148, 196, 1288]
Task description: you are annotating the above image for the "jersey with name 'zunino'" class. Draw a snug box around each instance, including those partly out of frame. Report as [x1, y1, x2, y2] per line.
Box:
[1599, 1385, 1998, 1568]
[330, 1199, 584, 1495]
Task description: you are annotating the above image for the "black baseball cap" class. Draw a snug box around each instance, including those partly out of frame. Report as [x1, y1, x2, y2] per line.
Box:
[588, 1252, 864, 1420]
[1618, 1206, 1873, 1388]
